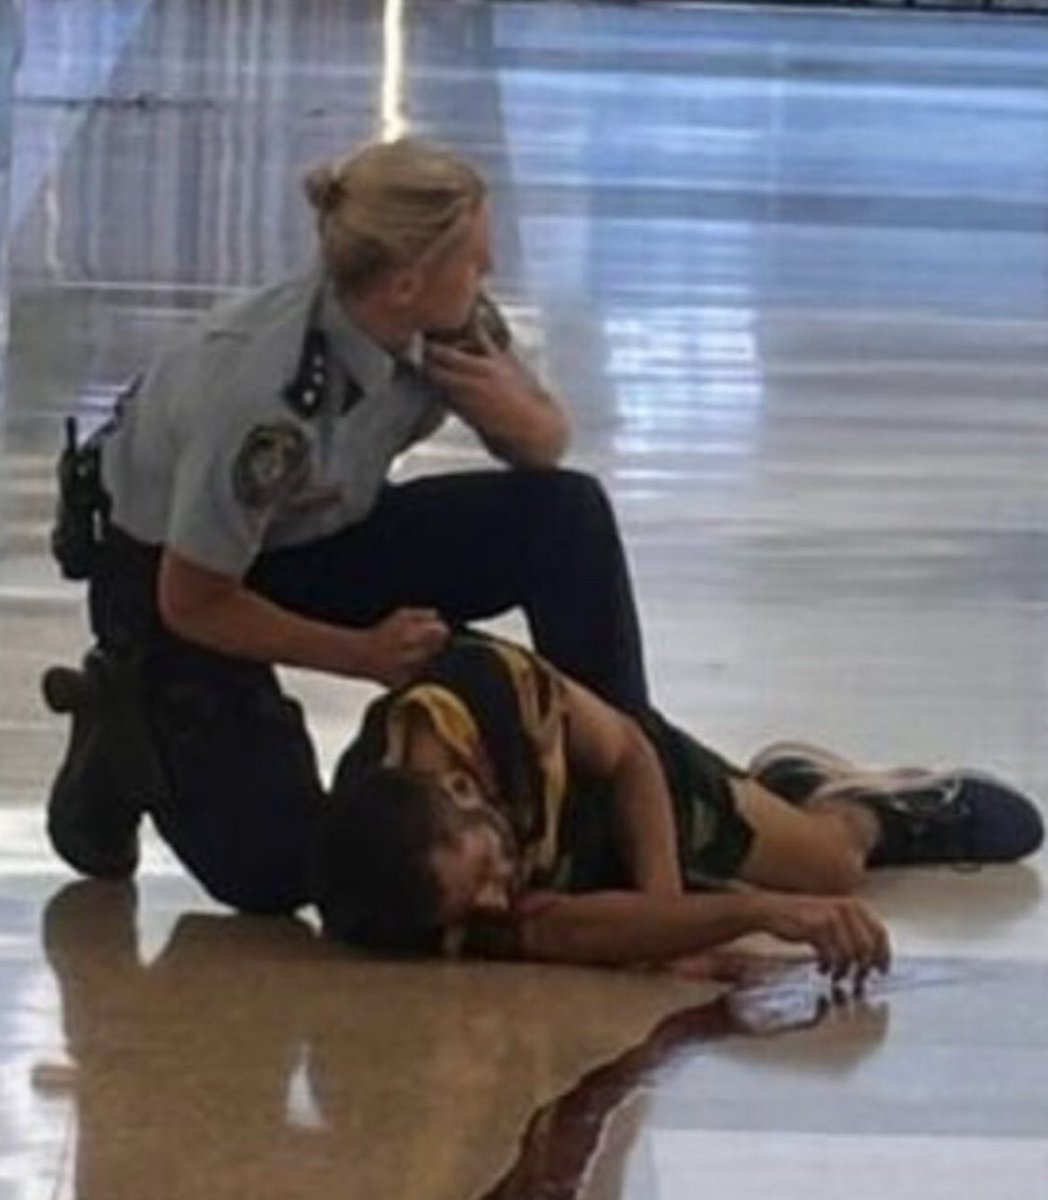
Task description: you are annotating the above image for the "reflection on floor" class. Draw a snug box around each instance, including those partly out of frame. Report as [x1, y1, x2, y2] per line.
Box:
[488, 956, 1048, 1199]
[1, 2, 1046, 1198]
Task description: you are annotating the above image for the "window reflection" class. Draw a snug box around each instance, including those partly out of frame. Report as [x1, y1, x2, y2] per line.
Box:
[603, 307, 764, 448]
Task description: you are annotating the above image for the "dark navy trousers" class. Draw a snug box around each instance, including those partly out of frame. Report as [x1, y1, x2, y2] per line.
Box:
[88, 469, 649, 913]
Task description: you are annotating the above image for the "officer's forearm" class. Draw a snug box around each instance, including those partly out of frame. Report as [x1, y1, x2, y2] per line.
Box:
[456, 385, 570, 468]
[160, 581, 373, 679]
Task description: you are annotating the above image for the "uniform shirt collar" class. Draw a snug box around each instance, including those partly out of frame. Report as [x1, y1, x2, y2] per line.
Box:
[319, 283, 425, 395]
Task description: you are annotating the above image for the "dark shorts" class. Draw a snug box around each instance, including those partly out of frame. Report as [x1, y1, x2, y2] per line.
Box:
[562, 712, 754, 892]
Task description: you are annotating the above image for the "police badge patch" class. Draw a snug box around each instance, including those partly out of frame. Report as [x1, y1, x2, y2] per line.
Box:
[232, 423, 310, 510]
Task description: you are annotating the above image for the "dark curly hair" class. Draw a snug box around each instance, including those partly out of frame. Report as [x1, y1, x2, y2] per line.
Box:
[310, 764, 456, 955]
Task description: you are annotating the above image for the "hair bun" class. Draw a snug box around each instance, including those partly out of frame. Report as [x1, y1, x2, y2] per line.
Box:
[303, 162, 346, 214]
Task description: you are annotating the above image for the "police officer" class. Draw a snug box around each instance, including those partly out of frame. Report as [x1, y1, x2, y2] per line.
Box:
[44, 137, 650, 914]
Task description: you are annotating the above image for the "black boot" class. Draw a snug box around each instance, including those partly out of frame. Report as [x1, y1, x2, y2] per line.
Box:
[42, 649, 162, 880]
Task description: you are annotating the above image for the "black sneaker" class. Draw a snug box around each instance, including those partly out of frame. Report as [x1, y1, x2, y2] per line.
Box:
[42, 649, 155, 880]
[832, 772, 1046, 867]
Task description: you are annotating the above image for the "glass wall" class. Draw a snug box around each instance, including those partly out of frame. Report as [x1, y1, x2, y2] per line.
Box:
[0, 0, 19, 392]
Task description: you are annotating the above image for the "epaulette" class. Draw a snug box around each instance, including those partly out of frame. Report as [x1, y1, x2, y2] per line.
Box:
[282, 328, 365, 418]
[281, 329, 329, 418]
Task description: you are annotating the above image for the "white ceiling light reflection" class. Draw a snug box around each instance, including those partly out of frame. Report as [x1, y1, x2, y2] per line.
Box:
[380, 0, 407, 141]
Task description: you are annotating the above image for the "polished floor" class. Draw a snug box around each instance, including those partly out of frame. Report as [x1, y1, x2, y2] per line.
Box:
[1, 2, 1047, 1198]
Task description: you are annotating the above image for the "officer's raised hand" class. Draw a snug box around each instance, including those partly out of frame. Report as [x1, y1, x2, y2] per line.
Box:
[360, 607, 450, 688]
[423, 328, 569, 469]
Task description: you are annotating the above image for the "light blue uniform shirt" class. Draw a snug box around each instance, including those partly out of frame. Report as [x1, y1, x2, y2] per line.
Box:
[102, 269, 445, 577]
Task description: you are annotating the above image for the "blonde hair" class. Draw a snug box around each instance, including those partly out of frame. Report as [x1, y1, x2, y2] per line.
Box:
[303, 139, 487, 295]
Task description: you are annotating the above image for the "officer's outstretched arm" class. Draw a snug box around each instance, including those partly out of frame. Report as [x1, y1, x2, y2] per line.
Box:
[422, 332, 570, 468]
[157, 549, 447, 686]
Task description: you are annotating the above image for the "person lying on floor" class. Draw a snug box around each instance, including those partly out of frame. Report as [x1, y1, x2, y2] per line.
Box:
[311, 635, 1043, 979]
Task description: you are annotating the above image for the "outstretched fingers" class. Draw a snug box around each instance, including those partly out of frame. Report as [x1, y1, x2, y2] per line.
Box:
[761, 894, 891, 988]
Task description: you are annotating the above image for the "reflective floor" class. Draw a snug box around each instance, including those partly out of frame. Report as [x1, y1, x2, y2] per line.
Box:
[2, 2, 1047, 1197]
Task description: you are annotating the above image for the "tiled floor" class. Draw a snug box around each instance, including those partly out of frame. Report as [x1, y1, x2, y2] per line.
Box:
[1, 2, 1046, 1198]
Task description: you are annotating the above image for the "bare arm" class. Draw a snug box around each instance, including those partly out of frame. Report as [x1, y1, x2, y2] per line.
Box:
[423, 334, 570, 468]
[516, 890, 890, 980]
[157, 549, 448, 685]
[560, 675, 683, 896]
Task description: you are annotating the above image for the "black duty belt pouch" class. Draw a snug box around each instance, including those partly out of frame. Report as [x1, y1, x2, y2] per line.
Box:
[51, 416, 113, 581]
